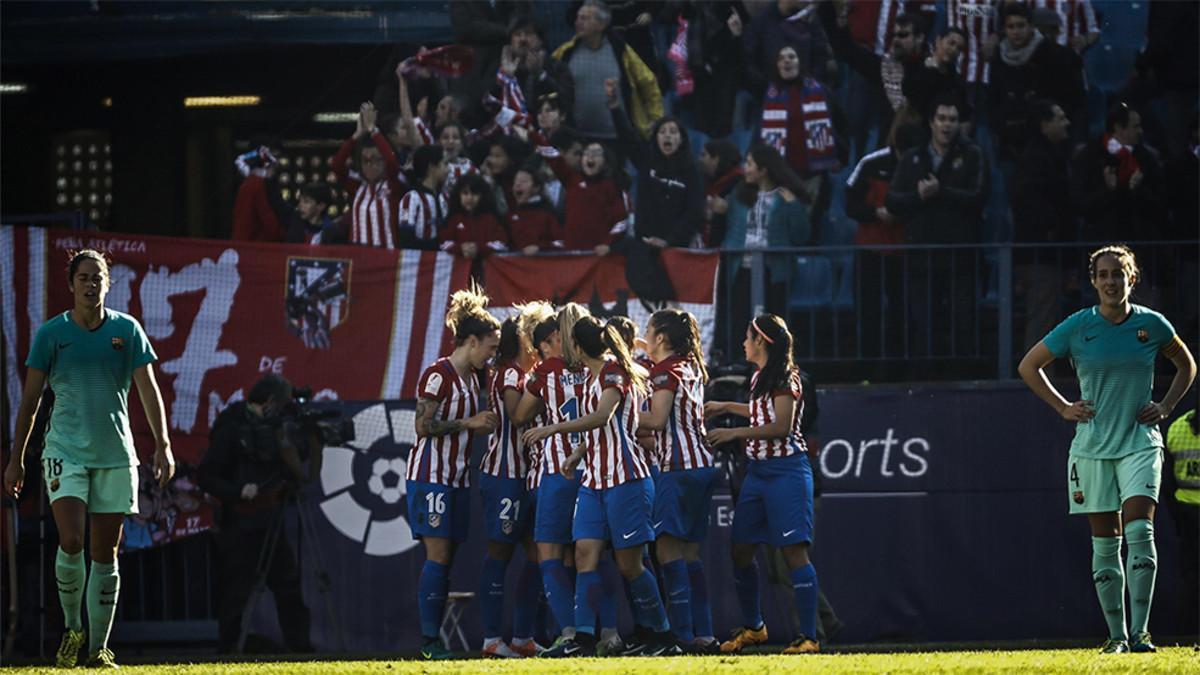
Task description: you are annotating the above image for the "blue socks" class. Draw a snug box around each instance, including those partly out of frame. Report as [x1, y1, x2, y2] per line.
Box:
[790, 563, 819, 640]
[629, 569, 669, 632]
[733, 561, 764, 629]
[573, 571, 603, 636]
[478, 556, 508, 639]
[512, 561, 542, 641]
[662, 559, 694, 641]
[688, 560, 714, 640]
[55, 548, 85, 632]
[417, 560, 449, 639]
[595, 558, 618, 632]
[539, 559, 576, 634]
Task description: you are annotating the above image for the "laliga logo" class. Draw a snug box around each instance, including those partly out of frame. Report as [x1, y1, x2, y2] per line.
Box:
[317, 403, 420, 556]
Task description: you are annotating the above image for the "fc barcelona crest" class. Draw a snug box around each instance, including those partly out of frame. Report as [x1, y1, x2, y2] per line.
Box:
[1073, 490, 1085, 505]
[111, 336, 124, 350]
[285, 257, 352, 350]
[1136, 329, 1149, 343]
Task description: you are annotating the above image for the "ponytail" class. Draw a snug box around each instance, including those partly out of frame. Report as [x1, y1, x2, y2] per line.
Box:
[573, 316, 647, 393]
[557, 302, 591, 369]
[515, 300, 556, 356]
[749, 314, 794, 398]
[649, 309, 708, 383]
[446, 281, 501, 344]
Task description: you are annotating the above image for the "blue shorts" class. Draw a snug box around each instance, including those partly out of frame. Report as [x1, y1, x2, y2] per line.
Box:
[573, 478, 655, 549]
[479, 473, 534, 543]
[533, 470, 580, 544]
[406, 480, 471, 543]
[730, 454, 813, 547]
[653, 466, 718, 542]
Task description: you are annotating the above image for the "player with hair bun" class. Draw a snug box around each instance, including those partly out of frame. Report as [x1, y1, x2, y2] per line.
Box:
[638, 309, 718, 652]
[524, 316, 678, 657]
[4, 249, 175, 668]
[476, 301, 555, 658]
[408, 283, 501, 660]
[1019, 245, 1196, 654]
[705, 314, 822, 655]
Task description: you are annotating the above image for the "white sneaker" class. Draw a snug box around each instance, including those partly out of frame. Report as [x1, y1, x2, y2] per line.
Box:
[481, 640, 520, 658]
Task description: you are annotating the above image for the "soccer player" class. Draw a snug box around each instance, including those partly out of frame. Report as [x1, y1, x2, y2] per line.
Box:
[3, 249, 175, 668]
[1018, 245, 1196, 654]
[524, 316, 678, 657]
[408, 285, 501, 660]
[705, 314, 822, 655]
[638, 309, 719, 653]
[512, 303, 590, 651]
[476, 302, 555, 658]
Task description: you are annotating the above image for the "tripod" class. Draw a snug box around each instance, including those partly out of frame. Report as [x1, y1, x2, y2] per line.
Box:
[235, 491, 346, 654]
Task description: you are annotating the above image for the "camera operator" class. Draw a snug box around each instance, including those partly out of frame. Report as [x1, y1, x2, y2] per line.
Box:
[198, 374, 315, 654]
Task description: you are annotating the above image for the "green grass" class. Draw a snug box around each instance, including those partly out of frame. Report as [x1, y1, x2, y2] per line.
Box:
[8, 648, 1199, 674]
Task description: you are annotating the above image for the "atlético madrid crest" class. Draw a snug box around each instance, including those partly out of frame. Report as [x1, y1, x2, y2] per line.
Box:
[285, 257, 351, 350]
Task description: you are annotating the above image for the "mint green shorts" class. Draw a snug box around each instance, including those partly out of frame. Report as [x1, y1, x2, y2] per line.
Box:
[42, 456, 139, 515]
[1067, 450, 1162, 515]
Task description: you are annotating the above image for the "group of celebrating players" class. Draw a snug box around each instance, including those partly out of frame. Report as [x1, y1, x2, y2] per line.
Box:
[405, 287, 823, 659]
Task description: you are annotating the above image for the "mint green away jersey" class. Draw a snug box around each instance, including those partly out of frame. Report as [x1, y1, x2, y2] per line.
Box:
[26, 309, 157, 468]
[1043, 304, 1175, 459]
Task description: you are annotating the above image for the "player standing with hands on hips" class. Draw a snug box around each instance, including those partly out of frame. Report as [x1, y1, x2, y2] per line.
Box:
[1019, 245, 1195, 654]
[4, 249, 175, 668]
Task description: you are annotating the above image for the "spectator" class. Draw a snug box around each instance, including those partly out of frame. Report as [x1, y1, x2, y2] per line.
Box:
[818, 2, 927, 145]
[280, 183, 345, 246]
[886, 94, 986, 360]
[397, 144, 450, 249]
[504, 16, 575, 123]
[988, 2, 1085, 162]
[1071, 103, 1167, 243]
[902, 27, 968, 123]
[1011, 100, 1073, 352]
[436, 121, 478, 198]
[449, 0, 534, 127]
[440, 173, 508, 265]
[552, 0, 663, 140]
[1029, 0, 1100, 52]
[608, 78, 704, 249]
[532, 128, 628, 254]
[759, 44, 846, 245]
[506, 163, 564, 254]
[667, 1, 750, 139]
[481, 135, 529, 214]
[579, 1, 662, 76]
[331, 102, 406, 249]
[700, 138, 743, 247]
[545, 128, 584, 217]
[744, 0, 834, 95]
[945, 0, 1000, 108]
[536, 93, 567, 137]
[721, 144, 811, 334]
[845, 121, 924, 361]
[231, 145, 285, 242]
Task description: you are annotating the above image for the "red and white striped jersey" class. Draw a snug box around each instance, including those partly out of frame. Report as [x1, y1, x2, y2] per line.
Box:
[1029, 0, 1100, 47]
[442, 156, 478, 199]
[480, 362, 529, 479]
[946, 0, 999, 84]
[745, 369, 808, 461]
[398, 188, 448, 242]
[848, 0, 938, 56]
[525, 357, 590, 487]
[650, 356, 712, 471]
[580, 360, 650, 490]
[407, 358, 481, 488]
[331, 130, 405, 249]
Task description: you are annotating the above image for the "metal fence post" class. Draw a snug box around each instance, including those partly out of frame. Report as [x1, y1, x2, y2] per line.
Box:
[997, 243, 1013, 378]
[750, 251, 765, 317]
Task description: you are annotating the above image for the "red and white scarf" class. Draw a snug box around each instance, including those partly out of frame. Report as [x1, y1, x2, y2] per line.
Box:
[1104, 134, 1140, 187]
[761, 78, 841, 173]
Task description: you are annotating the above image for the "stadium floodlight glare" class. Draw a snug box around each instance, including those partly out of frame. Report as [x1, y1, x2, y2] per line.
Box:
[0, 83, 29, 94]
[184, 95, 261, 108]
[312, 112, 357, 123]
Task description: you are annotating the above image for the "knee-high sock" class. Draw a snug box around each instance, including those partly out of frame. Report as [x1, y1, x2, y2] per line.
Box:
[86, 561, 120, 654]
[56, 548, 85, 632]
[1091, 536, 1127, 640]
[687, 560, 714, 640]
[573, 571, 602, 636]
[417, 560, 449, 640]
[479, 556, 508, 640]
[539, 560, 575, 634]
[733, 561, 764, 629]
[790, 563, 819, 640]
[512, 561, 542, 641]
[661, 560, 693, 641]
[629, 569, 669, 632]
[1124, 519, 1157, 635]
[595, 558, 618, 632]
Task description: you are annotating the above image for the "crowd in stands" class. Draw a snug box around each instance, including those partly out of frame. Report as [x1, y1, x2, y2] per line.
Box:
[230, 0, 1197, 346]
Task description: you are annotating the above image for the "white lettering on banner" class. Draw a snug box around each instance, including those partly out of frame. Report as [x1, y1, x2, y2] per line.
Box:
[53, 236, 147, 255]
[105, 265, 137, 313]
[259, 356, 287, 374]
[313, 389, 339, 401]
[207, 389, 245, 429]
[141, 249, 241, 433]
[819, 428, 931, 480]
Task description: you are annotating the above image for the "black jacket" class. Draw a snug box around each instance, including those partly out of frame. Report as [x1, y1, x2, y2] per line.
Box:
[1071, 137, 1167, 242]
[611, 106, 704, 247]
[988, 38, 1086, 160]
[886, 137, 987, 244]
[1011, 133, 1074, 245]
[198, 402, 291, 529]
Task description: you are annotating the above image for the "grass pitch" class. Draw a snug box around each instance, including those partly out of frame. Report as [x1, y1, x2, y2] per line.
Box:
[6, 647, 1199, 674]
